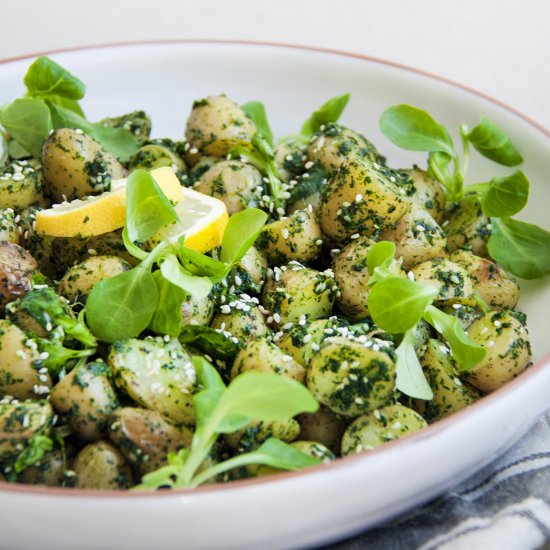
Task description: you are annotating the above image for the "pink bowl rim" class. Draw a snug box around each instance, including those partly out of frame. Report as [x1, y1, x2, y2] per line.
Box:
[0, 38, 548, 499]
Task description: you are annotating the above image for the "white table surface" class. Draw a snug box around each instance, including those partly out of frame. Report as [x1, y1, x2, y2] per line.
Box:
[2, 0, 549, 129]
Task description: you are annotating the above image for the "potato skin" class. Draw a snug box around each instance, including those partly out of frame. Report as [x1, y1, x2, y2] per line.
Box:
[404, 166, 446, 224]
[73, 440, 133, 490]
[108, 407, 192, 474]
[255, 207, 323, 265]
[262, 264, 338, 326]
[42, 129, 126, 202]
[445, 196, 491, 257]
[50, 361, 119, 441]
[194, 160, 262, 215]
[465, 311, 531, 392]
[307, 337, 396, 417]
[0, 319, 51, 399]
[319, 155, 410, 244]
[341, 404, 427, 456]
[297, 406, 347, 455]
[0, 161, 45, 210]
[307, 124, 380, 176]
[0, 242, 37, 313]
[449, 250, 519, 310]
[411, 258, 477, 307]
[210, 305, 268, 343]
[58, 255, 131, 303]
[185, 95, 256, 156]
[413, 339, 480, 421]
[379, 203, 447, 270]
[231, 338, 306, 383]
[0, 400, 53, 462]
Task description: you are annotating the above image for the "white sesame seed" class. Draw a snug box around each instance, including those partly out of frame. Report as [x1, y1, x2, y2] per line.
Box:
[450, 275, 460, 284]
[392, 422, 402, 430]
[189, 147, 199, 154]
[493, 320, 502, 328]
[487, 340, 495, 348]
[350, 233, 360, 240]
[354, 397, 364, 405]
[281, 228, 290, 240]
[452, 304, 462, 309]
[303, 333, 312, 344]
[454, 377, 463, 386]
[273, 313, 281, 324]
[234, 275, 242, 286]
[315, 239, 323, 246]
[304, 161, 314, 169]
[355, 194, 363, 203]
[220, 305, 231, 314]
[373, 409, 381, 420]
[415, 224, 425, 232]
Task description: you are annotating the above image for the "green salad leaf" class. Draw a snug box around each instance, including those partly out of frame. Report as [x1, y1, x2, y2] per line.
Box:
[463, 116, 523, 166]
[135, 358, 320, 490]
[379, 104, 456, 157]
[301, 93, 350, 137]
[0, 98, 52, 158]
[467, 171, 529, 218]
[241, 101, 273, 146]
[379, 104, 550, 280]
[394, 330, 433, 400]
[125, 169, 178, 243]
[487, 217, 550, 279]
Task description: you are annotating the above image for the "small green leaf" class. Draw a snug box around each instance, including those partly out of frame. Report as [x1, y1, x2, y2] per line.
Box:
[148, 271, 186, 337]
[368, 278, 438, 333]
[125, 169, 178, 243]
[14, 435, 54, 474]
[176, 240, 227, 279]
[180, 326, 242, 363]
[380, 105, 456, 157]
[24, 56, 85, 100]
[189, 438, 322, 486]
[241, 101, 273, 146]
[301, 93, 350, 136]
[423, 305, 486, 371]
[220, 208, 268, 265]
[0, 98, 52, 158]
[86, 264, 158, 343]
[215, 372, 318, 432]
[488, 217, 550, 279]
[160, 254, 213, 300]
[394, 330, 433, 400]
[468, 171, 529, 218]
[366, 240, 396, 275]
[47, 102, 138, 161]
[465, 116, 523, 166]
[193, 356, 226, 391]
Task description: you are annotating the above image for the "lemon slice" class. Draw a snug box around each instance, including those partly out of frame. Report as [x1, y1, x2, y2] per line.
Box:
[148, 187, 229, 253]
[35, 167, 183, 238]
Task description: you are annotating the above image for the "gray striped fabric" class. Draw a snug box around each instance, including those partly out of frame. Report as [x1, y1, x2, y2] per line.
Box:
[326, 411, 550, 550]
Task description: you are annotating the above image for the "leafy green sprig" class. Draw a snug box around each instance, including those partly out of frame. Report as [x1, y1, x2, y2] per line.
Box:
[0, 56, 138, 161]
[135, 357, 320, 490]
[6, 288, 97, 376]
[237, 95, 351, 218]
[366, 241, 486, 400]
[85, 169, 267, 343]
[379, 105, 550, 279]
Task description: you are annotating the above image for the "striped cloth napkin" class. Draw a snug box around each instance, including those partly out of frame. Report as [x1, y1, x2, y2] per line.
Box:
[327, 411, 550, 550]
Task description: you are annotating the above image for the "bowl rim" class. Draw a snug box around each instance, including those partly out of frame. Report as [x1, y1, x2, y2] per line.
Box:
[0, 38, 548, 499]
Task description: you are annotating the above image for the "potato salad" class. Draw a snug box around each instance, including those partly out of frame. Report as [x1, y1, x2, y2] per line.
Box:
[0, 56, 547, 492]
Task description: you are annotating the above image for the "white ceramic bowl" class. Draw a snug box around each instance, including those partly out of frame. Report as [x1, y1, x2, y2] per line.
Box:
[0, 42, 549, 550]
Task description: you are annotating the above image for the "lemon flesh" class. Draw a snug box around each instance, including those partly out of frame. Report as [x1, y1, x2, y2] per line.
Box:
[149, 187, 229, 253]
[35, 167, 183, 238]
